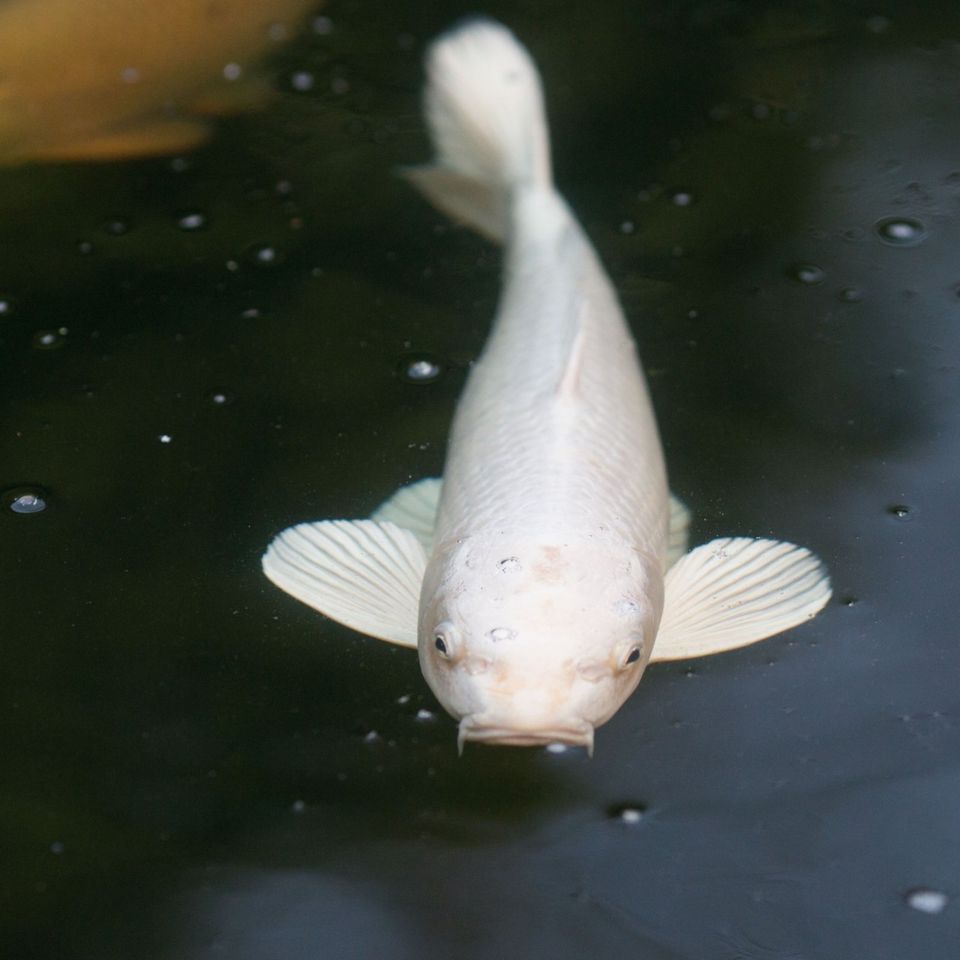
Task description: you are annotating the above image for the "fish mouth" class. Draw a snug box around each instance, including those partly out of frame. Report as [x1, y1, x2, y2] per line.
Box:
[458, 716, 595, 756]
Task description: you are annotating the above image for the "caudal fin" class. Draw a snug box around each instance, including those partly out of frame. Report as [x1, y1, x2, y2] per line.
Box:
[404, 18, 552, 243]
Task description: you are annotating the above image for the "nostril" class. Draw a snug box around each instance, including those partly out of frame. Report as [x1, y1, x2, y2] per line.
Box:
[577, 659, 609, 683]
[465, 656, 492, 676]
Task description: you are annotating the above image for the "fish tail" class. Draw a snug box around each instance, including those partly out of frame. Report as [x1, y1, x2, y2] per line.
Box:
[403, 18, 553, 244]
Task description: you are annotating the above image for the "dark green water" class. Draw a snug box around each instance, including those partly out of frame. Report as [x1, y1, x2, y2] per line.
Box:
[3, 1, 960, 957]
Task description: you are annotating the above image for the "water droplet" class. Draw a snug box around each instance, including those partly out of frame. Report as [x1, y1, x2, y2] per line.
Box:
[291, 71, 315, 92]
[876, 217, 926, 246]
[671, 191, 693, 207]
[615, 598, 640, 616]
[487, 627, 515, 643]
[223, 62, 242, 81]
[32, 329, 66, 350]
[888, 504, 912, 520]
[291, 799, 306, 814]
[50, 841, 65, 854]
[497, 556, 521, 573]
[249, 244, 278, 266]
[396, 694, 411, 705]
[267, 21, 288, 42]
[5, 486, 48, 514]
[788, 263, 826, 285]
[545, 743, 568, 754]
[839, 287, 864, 302]
[211, 392, 232, 406]
[607, 802, 647, 823]
[619, 220, 636, 235]
[904, 887, 948, 914]
[158, 434, 173, 444]
[840, 596, 859, 608]
[177, 211, 206, 231]
[77, 240, 94, 255]
[402, 357, 443, 383]
[415, 709, 435, 722]
[363, 730, 381, 744]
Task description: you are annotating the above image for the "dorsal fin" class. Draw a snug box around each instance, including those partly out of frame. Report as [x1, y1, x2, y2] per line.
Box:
[556, 301, 589, 398]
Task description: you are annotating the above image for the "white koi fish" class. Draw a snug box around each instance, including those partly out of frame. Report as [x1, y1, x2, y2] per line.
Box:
[263, 19, 831, 754]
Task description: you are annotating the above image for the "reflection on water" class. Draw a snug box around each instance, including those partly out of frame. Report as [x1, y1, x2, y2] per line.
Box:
[0, 0, 321, 163]
[3, 2, 960, 958]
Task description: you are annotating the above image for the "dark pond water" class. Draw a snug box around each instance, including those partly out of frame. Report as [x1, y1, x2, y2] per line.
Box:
[3, 1, 960, 957]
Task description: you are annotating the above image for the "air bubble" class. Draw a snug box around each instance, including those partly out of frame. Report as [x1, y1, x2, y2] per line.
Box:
[402, 357, 443, 383]
[211, 392, 232, 406]
[415, 709, 436, 722]
[32, 329, 67, 350]
[177, 212, 206, 231]
[839, 287, 864, 302]
[876, 217, 926, 246]
[904, 887, 948, 914]
[291, 71, 315, 92]
[291, 799, 306, 814]
[312, 15, 333, 34]
[250, 244, 278, 265]
[545, 743, 568, 754]
[607, 802, 647, 823]
[223, 62, 242, 81]
[619, 221, 636, 235]
[497, 557, 521, 573]
[5, 486, 48, 514]
[671, 191, 693, 207]
[887, 504, 912, 520]
[787, 263, 826, 285]
[487, 627, 515, 643]
[104, 219, 130, 236]
[158, 434, 173, 444]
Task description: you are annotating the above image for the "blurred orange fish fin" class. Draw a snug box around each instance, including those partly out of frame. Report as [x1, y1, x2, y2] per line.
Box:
[28, 119, 211, 162]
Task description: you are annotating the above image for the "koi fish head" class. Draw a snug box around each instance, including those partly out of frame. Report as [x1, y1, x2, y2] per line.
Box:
[419, 535, 664, 752]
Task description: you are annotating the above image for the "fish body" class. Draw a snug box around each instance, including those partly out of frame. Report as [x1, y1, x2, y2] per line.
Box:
[264, 19, 831, 753]
[0, 0, 316, 163]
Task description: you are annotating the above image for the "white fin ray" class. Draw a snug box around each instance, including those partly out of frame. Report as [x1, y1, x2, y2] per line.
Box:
[371, 477, 442, 553]
[405, 18, 551, 242]
[666, 494, 691, 570]
[651, 537, 831, 662]
[262, 520, 425, 648]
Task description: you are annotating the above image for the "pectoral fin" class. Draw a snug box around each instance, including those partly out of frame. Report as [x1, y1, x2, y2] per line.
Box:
[262, 519, 425, 648]
[651, 537, 831, 662]
[371, 477, 442, 552]
[666, 494, 691, 570]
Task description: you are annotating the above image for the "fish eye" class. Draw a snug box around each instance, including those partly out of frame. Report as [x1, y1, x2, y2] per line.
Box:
[432, 621, 459, 660]
[622, 633, 645, 668]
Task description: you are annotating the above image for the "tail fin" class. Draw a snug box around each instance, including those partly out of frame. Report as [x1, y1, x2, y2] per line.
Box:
[404, 19, 553, 243]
